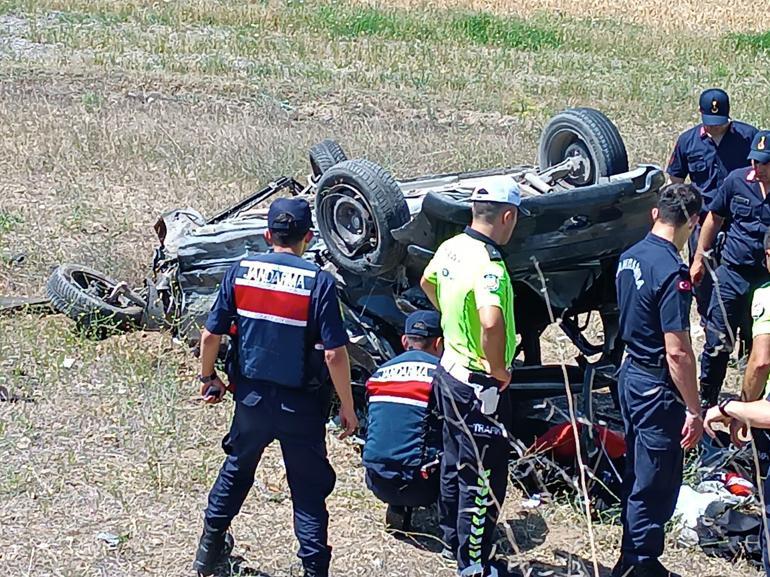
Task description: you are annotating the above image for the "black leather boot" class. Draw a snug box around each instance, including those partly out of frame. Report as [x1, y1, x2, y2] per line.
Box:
[192, 522, 234, 576]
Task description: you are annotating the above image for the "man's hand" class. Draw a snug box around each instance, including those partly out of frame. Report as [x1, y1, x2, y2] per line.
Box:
[690, 255, 705, 287]
[681, 411, 704, 450]
[337, 403, 359, 439]
[480, 360, 512, 391]
[730, 419, 748, 447]
[703, 405, 731, 439]
[200, 375, 226, 404]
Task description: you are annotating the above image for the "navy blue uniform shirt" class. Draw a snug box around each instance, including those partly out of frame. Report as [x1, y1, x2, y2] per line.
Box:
[667, 121, 758, 209]
[616, 233, 693, 365]
[708, 167, 770, 269]
[205, 255, 348, 400]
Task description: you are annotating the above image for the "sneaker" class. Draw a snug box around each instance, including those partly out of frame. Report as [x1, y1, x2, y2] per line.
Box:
[192, 523, 234, 576]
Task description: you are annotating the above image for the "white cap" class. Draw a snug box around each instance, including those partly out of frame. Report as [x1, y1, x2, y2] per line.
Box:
[470, 176, 530, 216]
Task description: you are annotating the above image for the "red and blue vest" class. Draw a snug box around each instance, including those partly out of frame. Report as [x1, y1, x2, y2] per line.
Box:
[363, 350, 441, 481]
[232, 252, 323, 389]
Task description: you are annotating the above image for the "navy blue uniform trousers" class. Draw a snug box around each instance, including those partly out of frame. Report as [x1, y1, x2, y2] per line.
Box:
[365, 469, 439, 508]
[687, 223, 719, 325]
[434, 366, 511, 574]
[618, 359, 685, 565]
[204, 385, 336, 567]
[700, 264, 767, 403]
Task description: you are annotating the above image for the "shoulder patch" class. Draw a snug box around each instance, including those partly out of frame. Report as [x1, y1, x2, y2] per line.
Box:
[482, 272, 500, 291]
[677, 279, 692, 293]
[485, 244, 502, 261]
[753, 301, 765, 320]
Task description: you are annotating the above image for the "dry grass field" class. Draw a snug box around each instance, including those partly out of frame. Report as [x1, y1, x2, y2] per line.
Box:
[1, 1, 769, 576]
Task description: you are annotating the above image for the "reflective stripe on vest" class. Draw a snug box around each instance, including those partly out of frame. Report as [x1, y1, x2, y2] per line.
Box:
[231, 255, 319, 388]
[234, 259, 316, 327]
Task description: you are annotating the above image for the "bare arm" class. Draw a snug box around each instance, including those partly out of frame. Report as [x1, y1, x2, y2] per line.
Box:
[724, 400, 770, 429]
[695, 212, 725, 257]
[742, 334, 770, 402]
[668, 176, 686, 185]
[420, 276, 440, 311]
[200, 328, 223, 377]
[326, 346, 353, 407]
[664, 331, 700, 415]
[479, 305, 510, 384]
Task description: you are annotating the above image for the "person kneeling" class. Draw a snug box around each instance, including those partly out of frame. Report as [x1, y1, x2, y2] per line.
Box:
[363, 310, 444, 532]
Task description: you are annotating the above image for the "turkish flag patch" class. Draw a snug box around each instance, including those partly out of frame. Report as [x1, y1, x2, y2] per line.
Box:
[678, 279, 692, 292]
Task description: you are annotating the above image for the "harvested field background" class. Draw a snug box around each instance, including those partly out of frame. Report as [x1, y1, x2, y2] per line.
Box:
[0, 0, 768, 576]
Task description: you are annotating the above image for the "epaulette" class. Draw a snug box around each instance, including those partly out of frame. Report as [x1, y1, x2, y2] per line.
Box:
[485, 244, 503, 261]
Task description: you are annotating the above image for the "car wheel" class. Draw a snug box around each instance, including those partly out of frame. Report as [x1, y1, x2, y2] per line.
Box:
[315, 159, 409, 277]
[309, 139, 348, 179]
[46, 264, 144, 334]
[538, 107, 629, 187]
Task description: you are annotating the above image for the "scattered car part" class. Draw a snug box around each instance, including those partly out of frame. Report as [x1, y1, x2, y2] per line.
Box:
[0, 295, 53, 315]
[537, 107, 629, 186]
[315, 159, 410, 277]
[309, 139, 348, 179]
[46, 264, 145, 332]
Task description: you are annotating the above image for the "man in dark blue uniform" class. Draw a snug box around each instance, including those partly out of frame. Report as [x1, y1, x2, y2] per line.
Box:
[668, 88, 758, 325]
[704, 230, 770, 577]
[363, 310, 444, 531]
[613, 183, 705, 577]
[692, 130, 770, 407]
[192, 198, 358, 577]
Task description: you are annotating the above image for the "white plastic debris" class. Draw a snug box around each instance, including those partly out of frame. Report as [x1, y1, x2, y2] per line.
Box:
[96, 532, 120, 548]
[521, 494, 543, 509]
[62, 357, 76, 369]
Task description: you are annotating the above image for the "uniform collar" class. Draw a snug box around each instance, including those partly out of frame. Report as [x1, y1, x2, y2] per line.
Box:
[463, 226, 504, 252]
[646, 232, 678, 253]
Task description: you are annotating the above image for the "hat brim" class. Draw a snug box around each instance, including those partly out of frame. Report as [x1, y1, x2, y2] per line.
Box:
[749, 150, 770, 164]
[469, 198, 530, 216]
[701, 113, 730, 126]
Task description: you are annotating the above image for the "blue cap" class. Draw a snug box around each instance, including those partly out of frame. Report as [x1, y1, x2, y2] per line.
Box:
[699, 88, 730, 126]
[469, 175, 530, 216]
[268, 197, 312, 233]
[405, 310, 442, 338]
[749, 130, 770, 164]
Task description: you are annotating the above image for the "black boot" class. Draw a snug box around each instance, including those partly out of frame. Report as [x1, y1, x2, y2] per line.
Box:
[384, 505, 412, 532]
[632, 560, 682, 577]
[303, 560, 329, 577]
[611, 556, 632, 577]
[192, 522, 234, 576]
[700, 381, 720, 409]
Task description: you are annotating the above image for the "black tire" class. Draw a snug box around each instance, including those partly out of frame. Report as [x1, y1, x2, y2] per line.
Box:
[309, 139, 348, 179]
[315, 159, 409, 277]
[46, 264, 143, 333]
[538, 107, 629, 187]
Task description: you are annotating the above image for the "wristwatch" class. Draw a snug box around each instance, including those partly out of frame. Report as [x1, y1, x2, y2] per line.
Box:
[198, 371, 218, 384]
[718, 398, 734, 418]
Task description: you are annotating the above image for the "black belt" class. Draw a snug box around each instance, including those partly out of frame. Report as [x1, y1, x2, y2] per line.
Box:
[628, 356, 666, 370]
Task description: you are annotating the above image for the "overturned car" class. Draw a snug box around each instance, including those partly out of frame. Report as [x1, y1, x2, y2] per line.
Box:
[45, 107, 665, 425]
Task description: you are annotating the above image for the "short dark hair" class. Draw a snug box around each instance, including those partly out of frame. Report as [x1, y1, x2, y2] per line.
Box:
[472, 201, 512, 224]
[269, 214, 309, 246]
[405, 335, 434, 350]
[656, 183, 702, 226]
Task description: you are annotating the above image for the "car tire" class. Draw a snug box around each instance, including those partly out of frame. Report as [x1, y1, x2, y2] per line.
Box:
[538, 107, 629, 187]
[309, 139, 348, 179]
[46, 264, 144, 333]
[315, 159, 409, 277]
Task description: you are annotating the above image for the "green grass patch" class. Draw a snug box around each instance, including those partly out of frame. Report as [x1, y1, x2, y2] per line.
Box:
[0, 211, 23, 234]
[300, 4, 562, 50]
[726, 30, 770, 53]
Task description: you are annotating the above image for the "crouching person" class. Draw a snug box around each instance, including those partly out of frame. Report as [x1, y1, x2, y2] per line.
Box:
[363, 310, 444, 531]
